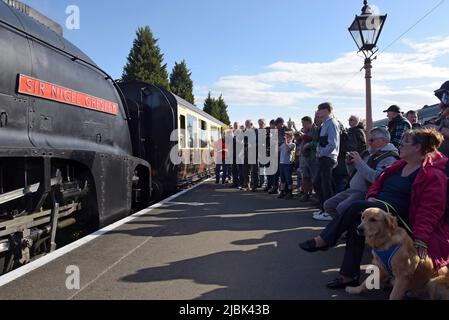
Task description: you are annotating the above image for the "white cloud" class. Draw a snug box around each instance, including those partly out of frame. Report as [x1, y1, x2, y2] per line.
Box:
[195, 36, 449, 123]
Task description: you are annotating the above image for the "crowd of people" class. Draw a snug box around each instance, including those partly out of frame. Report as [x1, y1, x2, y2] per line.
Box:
[212, 80, 449, 297]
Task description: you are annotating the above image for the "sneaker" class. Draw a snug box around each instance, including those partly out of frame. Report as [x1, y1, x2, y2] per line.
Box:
[313, 210, 323, 217]
[313, 212, 333, 221]
[277, 192, 286, 199]
[284, 193, 293, 200]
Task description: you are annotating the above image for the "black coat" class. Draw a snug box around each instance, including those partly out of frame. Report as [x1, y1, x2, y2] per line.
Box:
[347, 125, 367, 154]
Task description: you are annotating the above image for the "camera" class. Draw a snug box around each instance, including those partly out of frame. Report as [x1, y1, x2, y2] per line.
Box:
[346, 152, 354, 161]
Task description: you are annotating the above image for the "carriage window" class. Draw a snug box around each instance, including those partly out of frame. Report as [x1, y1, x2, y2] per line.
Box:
[187, 114, 198, 148]
[211, 126, 220, 144]
[200, 120, 208, 148]
[179, 115, 186, 148]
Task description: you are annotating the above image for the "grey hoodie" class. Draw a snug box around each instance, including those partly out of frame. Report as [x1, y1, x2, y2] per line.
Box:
[348, 143, 399, 192]
[318, 116, 340, 162]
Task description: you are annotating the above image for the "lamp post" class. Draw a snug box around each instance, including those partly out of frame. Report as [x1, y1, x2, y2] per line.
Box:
[348, 0, 386, 133]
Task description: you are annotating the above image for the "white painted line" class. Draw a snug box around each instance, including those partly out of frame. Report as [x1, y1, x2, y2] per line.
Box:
[0, 179, 209, 287]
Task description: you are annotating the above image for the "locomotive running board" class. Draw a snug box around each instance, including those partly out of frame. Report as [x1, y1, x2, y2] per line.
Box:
[0, 183, 40, 205]
[0, 175, 62, 206]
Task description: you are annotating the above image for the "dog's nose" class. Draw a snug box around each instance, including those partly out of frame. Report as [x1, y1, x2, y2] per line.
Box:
[357, 226, 364, 236]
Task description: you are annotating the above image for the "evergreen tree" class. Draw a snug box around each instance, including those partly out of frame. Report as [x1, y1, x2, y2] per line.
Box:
[203, 92, 231, 125]
[217, 95, 231, 125]
[121, 26, 169, 89]
[170, 60, 194, 104]
[203, 92, 217, 117]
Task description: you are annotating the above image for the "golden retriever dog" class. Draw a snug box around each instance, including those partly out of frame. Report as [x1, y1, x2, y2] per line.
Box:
[345, 207, 449, 300]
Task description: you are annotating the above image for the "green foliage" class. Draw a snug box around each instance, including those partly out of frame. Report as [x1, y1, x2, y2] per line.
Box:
[122, 26, 169, 89]
[217, 95, 230, 126]
[170, 60, 195, 104]
[203, 92, 231, 125]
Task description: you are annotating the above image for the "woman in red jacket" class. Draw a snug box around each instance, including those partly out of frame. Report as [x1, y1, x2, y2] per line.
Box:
[300, 128, 449, 290]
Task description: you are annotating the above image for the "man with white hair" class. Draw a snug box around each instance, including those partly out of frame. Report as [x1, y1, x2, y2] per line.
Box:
[347, 115, 366, 155]
[311, 127, 399, 221]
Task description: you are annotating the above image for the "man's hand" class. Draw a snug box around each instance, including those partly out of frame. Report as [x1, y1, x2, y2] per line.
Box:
[348, 151, 362, 165]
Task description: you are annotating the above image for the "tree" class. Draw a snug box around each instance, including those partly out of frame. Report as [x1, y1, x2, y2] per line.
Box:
[121, 26, 169, 89]
[203, 92, 220, 118]
[170, 60, 194, 104]
[203, 92, 231, 125]
[216, 95, 231, 126]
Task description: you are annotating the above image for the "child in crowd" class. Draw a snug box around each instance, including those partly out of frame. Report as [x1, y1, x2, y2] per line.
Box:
[278, 131, 296, 200]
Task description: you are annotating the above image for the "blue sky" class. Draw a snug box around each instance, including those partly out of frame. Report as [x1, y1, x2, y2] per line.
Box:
[21, 0, 449, 126]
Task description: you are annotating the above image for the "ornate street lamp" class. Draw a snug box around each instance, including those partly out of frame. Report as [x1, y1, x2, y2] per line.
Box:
[348, 0, 387, 132]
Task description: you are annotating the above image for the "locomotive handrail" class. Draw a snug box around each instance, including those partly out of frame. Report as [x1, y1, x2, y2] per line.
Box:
[0, 16, 131, 121]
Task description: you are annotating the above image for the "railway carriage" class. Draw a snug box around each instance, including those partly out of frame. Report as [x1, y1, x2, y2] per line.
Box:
[118, 81, 226, 199]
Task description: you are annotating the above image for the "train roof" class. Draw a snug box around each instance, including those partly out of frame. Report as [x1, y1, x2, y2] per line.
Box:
[173, 94, 226, 127]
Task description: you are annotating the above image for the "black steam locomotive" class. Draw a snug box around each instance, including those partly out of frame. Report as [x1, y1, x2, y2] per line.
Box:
[0, 1, 224, 273]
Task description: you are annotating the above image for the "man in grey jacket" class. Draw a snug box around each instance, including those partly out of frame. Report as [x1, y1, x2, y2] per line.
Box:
[313, 102, 340, 218]
[318, 127, 398, 220]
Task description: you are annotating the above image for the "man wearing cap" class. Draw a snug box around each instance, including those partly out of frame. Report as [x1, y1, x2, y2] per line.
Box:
[383, 105, 411, 148]
[428, 81, 449, 156]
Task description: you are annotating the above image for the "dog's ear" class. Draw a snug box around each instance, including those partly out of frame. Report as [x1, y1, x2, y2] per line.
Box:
[385, 213, 398, 232]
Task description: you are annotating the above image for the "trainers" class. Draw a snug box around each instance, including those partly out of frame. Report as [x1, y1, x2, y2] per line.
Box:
[284, 193, 293, 200]
[313, 210, 323, 217]
[313, 212, 333, 221]
[277, 192, 286, 199]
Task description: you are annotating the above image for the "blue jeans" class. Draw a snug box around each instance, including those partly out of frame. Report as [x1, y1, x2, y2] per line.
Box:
[215, 164, 228, 183]
[279, 164, 293, 187]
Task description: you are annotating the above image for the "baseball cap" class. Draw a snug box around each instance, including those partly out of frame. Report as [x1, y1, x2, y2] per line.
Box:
[383, 105, 401, 113]
[435, 81, 449, 105]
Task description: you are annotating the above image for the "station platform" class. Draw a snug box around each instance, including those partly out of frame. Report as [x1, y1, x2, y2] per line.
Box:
[0, 181, 388, 300]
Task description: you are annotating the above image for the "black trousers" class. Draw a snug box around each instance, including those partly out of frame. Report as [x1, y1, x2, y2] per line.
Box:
[320, 200, 388, 279]
[313, 157, 336, 210]
[232, 164, 239, 186]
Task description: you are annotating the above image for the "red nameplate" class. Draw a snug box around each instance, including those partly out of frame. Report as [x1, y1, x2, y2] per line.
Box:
[18, 74, 118, 115]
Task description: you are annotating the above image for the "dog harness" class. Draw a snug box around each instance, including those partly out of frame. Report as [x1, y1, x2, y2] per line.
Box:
[372, 245, 401, 276]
